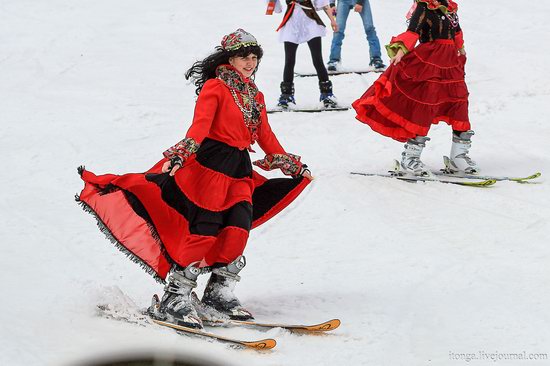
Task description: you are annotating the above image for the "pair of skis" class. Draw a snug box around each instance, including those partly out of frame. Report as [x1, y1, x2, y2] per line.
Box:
[294, 68, 384, 78]
[351, 160, 541, 187]
[97, 303, 340, 351]
[267, 105, 350, 114]
[152, 317, 341, 350]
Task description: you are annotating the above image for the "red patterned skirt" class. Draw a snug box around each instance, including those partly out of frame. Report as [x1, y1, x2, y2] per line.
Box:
[352, 39, 471, 142]
[77, 139, 310, 283]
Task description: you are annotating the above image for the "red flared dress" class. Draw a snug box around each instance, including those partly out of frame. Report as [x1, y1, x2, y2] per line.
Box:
[353, 0, 470, 142]
[77, 65, 310, 283]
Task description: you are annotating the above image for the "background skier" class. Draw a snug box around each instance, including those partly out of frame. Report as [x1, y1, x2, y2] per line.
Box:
[327, 0, 386, 71]
[267, 0, 340, 109]
[352, 0, 477, 176]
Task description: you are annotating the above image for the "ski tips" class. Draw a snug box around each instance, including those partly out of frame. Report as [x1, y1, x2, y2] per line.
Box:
[294, 318, 341, 332]
[318, 318, 341, 331]
[281, 318, 341, 332]
[514, 172, 542, 182]
[241, 338, 277, 350]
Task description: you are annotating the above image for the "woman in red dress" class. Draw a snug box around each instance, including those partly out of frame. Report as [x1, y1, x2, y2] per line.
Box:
[77, 29, 313, 329]
[352, 0, 479, 176]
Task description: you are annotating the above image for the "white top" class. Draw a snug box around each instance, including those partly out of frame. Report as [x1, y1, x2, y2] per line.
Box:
[274, 0, 330, 44]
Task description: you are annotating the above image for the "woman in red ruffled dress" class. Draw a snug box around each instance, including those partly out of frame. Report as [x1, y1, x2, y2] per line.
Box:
[352, 0, 479, 176]
[77, 29, 313, 329]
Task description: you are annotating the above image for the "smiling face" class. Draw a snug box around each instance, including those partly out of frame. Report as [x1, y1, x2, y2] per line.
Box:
[229, 53, 258, 78]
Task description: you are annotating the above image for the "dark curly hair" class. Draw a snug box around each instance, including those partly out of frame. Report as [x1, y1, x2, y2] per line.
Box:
[185, 45, 264, 95]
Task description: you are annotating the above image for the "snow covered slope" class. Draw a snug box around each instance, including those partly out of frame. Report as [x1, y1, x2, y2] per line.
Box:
[1, 1, 548, 365]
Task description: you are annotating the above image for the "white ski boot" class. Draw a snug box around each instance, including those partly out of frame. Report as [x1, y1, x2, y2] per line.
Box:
[400, 136, 431, 176]
[148, 263, 203, 329]
[444, 130, 479, 174]
[201, 256, 253, 321]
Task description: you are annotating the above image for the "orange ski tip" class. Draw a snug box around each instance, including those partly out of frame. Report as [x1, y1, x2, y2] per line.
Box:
[323, 318, 341, 331]
[304, 318, 341, 332]
[243, 339, 277, 350]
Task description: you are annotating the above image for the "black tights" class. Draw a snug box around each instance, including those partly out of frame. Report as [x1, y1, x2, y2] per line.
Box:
[283, 37, 329, 83]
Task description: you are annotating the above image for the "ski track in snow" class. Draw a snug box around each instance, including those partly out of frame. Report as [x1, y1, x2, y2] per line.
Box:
[1, 1, 549, 365]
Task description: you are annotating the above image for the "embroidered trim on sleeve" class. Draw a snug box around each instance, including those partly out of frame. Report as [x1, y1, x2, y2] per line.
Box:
[253, 153, 303, 176]
[163, 137, 200, 161]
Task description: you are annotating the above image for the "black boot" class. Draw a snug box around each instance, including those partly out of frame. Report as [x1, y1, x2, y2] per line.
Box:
[278, 81, 296, 108]
[369, 56, 386, 71]
[201, 256, 253, 321]
[319, 80, 338, 108]
[148, 263, 203, 329]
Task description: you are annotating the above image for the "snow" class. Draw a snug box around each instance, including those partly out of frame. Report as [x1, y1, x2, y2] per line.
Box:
[1, 0, 549, 365]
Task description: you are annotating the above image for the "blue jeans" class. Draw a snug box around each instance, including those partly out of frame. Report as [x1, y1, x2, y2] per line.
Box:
[329, 0, 382, 63]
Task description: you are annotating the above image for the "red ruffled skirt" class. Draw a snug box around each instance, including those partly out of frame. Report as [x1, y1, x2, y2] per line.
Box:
[77, 139, 310, 283]
[352, 39, 470, 142]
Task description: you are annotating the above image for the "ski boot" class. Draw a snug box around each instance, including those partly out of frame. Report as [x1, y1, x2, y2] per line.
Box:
[148, 263, 203, 329]
[327, 60, 339, 72]
[400, 136, 431, 176]
[201, 256, 254, 321]
[370, 56, 386, 71]
[277, 81, 296, 109]
[444, 130, 479, 174]
[319, 80, 338, 109]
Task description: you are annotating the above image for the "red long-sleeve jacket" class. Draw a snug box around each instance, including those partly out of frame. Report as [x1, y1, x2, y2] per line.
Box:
[185, 78, 286, 155]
